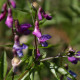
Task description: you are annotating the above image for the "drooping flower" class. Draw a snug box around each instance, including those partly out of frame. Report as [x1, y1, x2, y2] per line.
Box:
[38, 34, 51, 47]
[67, 70, 77, 80]
[36, 49, 41, 60]
[15, 20, 32, 35]
[38, 7, 52, 20]
[32, 20, 41, 38]
[13, 34, 28, 57]
[9, 0, 16, 8]
[5, 8, 13, 28]
[68, 57, 78, 64]
[2, 3, 7, 11]
[0, 3, 7, 21]
[68, 47, 80, 64]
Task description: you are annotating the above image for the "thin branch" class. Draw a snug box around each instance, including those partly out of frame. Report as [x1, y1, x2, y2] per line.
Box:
[40, 56, 68, 62]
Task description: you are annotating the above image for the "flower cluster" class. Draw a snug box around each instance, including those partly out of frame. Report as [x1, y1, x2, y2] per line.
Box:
[32, 20, 51, 47]
[38, 7, 52, 20]
[0, 0, 16, 28]
[32, 7, 52, 59]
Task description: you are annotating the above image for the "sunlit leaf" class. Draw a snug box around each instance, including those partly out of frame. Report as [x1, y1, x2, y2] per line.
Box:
[0, 51, 8, 80]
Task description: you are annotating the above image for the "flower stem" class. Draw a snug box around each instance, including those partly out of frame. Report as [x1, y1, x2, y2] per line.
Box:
[40, 56, 68, 62]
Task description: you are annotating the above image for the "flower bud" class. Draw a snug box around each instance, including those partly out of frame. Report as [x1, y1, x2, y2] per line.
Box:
[38, 7, 43, 20]
[9, 0, 16, 8]
[0, 11, 6, 21]
[38, 7, 52, 20]
[36, 49, 40, 60]
[32, 20, 41, 38]
[2, 3, 7, 12]
[5, 8, 13, 28]
[11, 57, 22, 72]
[0, 3, 7, 21]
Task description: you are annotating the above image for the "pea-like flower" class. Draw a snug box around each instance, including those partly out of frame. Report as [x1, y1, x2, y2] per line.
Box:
[0, 3, 7, 21]
[15, 20, 32, 35]
[68, 47, 80, 64]
[5, 8, 13, 28]
[9, 0, 16, 8]
[13, 35, 28, 57]
[32, 20, 41, 38]
[38, 7, 52, 20]
[67, 70, 77, 80]
[38, 34, 51, 47]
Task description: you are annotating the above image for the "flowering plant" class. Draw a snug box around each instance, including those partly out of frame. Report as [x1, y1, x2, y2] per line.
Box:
[0, 0, 79, 80]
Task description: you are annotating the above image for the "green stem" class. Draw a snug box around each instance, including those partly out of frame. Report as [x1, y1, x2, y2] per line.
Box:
[40, 56, 68, 62]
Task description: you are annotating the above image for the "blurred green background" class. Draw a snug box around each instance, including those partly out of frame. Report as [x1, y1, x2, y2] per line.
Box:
[0, 0, 80, 80]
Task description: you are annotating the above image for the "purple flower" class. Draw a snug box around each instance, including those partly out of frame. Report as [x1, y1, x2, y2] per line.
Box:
[15, 20, 32, 35]
[2, 3, 7, 11]
[5, 8, 13, 28]
[32, 20, 41, 38]
[13, 35, 28, 57]
[68, 57, 78, 64]
[0, 3, 7, 21]
[9, 0, 16, 8]
[38, 7, 52, 20]
[67, 70, 77, 80]
[36, 49, 40, 60]
[38, 7, 43, 20]
[0, 11, 6, 21]
[38, 34, 51, 47]
[68, 49, 80, 64]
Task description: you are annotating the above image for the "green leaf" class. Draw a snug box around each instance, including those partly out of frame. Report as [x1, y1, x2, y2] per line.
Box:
[50, 63, 60, 80]
[0, 51, 8, 80]
[49, 62, 76, 80]
[58, 67, 68, 75]
[6, 68, 13, 80]
[20, 72, 30, 80]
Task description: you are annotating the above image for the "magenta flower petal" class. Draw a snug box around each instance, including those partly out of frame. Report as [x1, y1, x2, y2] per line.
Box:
[68, 57, 78, 64]
[5, 15, 13, 28]
[2, 3, 7, 11]
[38, 7, 52, 20]
[9, 0, 16, 8]
[32, 20, 41, 38]
[38, 7, 43, 20]
[39, 34, 51, 42]
[5, 8, 13, 28]
[32, 29, 41, 38]
[0, 11, 6, 21]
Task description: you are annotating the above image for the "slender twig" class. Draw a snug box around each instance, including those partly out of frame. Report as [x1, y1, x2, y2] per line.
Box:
[40, 56, 68, 62]
[29, 1, 38, 54]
